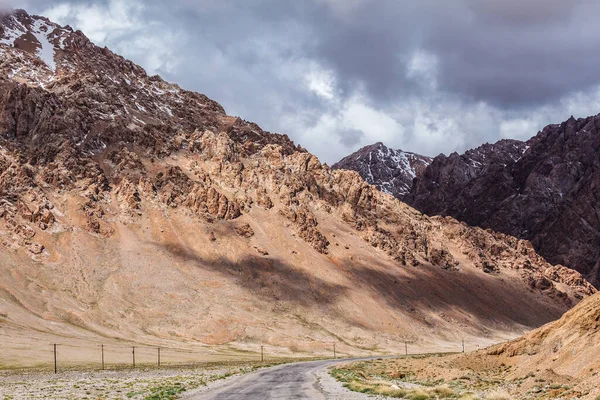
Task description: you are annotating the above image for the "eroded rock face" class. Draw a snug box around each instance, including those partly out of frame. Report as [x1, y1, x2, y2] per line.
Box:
[333, 142, 432, 197]
[235, 223, 254, 238]
[279, 206, 330, 254]
[408, 119, 600, 286]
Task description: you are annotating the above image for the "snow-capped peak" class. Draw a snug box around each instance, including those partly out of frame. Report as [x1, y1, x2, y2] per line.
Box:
[333, 142, 432, 198]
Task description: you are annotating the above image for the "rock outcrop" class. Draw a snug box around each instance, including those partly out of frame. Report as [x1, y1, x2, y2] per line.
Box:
[407, 121, 600, 286]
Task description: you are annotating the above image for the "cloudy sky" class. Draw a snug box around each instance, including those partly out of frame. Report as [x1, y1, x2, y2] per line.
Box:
[6, 0, 600, 163]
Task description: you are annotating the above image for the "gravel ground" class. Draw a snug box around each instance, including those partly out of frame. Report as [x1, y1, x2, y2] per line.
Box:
[314, 363, 383, 399]
[0, 363, 265, 399]
[0, 359, 383, 399]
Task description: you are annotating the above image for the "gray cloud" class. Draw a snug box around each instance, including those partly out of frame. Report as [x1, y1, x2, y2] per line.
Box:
[5, 0, 600, 163]
[466, 0, 576, 26]
[0, 0, 16, 10]
[338, 128, 365, 148]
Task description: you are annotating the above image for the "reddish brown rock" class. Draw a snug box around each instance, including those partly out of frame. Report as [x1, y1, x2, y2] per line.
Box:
[280, 206, 329, 254]
[256, 187, 273, 210]
[235, 223, 254, 238]
[254, 246, 269, 256]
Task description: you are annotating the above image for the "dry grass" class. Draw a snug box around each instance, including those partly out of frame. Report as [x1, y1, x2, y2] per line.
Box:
[485, 390, 512, 400]
[331, 362, 460, 399]
[458, 393, 481, 400]
[434, 385, 458, 398]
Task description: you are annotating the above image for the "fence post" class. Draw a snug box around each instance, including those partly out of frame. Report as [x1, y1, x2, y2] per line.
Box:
[132, 346, 136, 368]
[53, 344, 57, 374]
[157, 348, 161, 367]
[101, 344, 105, 370]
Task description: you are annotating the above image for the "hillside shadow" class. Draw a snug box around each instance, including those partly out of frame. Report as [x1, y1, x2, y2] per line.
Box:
[154, 240, 349, 310]
[152, 240, 566, 336]
[340, 256, 568, 332]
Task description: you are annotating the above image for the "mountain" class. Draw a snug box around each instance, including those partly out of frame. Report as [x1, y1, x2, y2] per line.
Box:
[484, 291, 600, 397]
[332, 142, 432, 197]
[0, 9, 595, 366]
[407, 117, 600, 286]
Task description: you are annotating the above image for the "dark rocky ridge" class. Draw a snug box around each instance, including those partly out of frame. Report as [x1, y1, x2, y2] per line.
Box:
[407, 117, 600, 286]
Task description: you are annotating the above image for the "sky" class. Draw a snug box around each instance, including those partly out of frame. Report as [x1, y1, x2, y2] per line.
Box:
[4, 0, 600, 163]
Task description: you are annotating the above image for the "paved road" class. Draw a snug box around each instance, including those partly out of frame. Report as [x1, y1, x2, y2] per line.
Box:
[186, 358, 371, 400]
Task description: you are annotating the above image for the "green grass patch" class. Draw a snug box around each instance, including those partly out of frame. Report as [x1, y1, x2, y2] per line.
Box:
[144, 383, 186, 400]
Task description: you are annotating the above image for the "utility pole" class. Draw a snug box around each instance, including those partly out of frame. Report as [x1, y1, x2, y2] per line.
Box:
[333, 343, 336, 359]
[405, 341, 408, 356]
[261, 346, 264, 363]
[101, 344, 105, 370]
[53, 344, 57, 374]
[132, 346, 136, 368]
[157, 348, 161, 367]
[462, 340, 465, 353]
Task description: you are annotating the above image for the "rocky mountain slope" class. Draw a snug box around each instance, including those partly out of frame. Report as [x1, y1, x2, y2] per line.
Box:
[332, 142, 432, 197]
[407, 119, 600, 286]
[0, 9, 595, 366]
[482, 291, 600, 397]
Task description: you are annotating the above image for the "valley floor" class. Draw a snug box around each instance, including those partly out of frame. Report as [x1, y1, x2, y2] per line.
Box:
[0, 357, 380, 400]
[3, 352, 598, 399]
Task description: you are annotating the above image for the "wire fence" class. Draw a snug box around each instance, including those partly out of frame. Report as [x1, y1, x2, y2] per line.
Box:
[0, 341, 332, 373]
[0, 339, 486, 374]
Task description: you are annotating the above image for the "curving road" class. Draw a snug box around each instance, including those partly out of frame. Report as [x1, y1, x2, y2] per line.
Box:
[186, 358, 373, 400]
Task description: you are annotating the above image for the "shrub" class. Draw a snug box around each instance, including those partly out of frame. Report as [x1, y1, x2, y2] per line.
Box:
[433, 385, 456, 398]
[408, 390, 431, 400]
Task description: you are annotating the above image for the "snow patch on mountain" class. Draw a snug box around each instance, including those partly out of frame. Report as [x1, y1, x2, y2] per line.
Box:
[30, 19, 56, 71]
[0, 14, 26, 46]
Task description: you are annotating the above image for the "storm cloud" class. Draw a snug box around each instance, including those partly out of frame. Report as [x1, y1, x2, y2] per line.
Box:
[9, 0, 600, 162]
